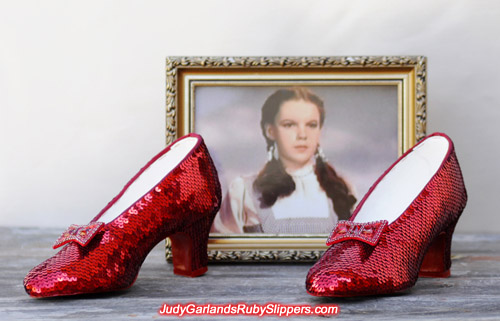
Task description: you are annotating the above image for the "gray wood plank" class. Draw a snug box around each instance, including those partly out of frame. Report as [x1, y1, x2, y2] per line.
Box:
[1, 227, 499, 320]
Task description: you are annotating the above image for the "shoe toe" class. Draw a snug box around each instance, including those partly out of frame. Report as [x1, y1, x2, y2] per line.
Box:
[308, 268, 391, 297]
[24, 242, 138, 298]
[24, 263, 80, 298]
[23, 244, 93, 298]
[306, 265, 359, 297]
[24, 268, 46, 297]
[306, 242, 390, 297]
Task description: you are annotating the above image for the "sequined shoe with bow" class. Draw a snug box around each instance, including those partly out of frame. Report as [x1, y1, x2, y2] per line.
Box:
[24, 133, 221, 297]
[306, 132, 467, 297]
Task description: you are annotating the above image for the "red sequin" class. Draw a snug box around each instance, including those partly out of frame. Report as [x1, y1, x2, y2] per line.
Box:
[306, 133, 468, 297]
[24, 133, 221, 298]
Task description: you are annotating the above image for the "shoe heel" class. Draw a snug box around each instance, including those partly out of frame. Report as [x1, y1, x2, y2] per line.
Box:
[169, 214, 214, 277]
[418, 222, 456, 278]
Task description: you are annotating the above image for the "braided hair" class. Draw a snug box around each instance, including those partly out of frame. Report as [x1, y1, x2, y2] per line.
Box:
[252, 87, 356, 220]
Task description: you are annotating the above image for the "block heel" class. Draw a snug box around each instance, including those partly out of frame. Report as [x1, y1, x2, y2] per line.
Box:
[419, 220, 458, 278]
[170, 213, 215, 277]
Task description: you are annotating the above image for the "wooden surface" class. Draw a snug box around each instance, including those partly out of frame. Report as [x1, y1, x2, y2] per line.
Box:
[1, 227, 500, 320]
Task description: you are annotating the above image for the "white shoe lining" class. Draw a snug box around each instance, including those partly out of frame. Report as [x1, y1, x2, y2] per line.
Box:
[353, 136, 449, 224]
[99, 137, 198, 224]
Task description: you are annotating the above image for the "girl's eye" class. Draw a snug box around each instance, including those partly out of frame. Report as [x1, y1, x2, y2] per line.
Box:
[308, 122, 318, 128]
[282, 122, 294, 128]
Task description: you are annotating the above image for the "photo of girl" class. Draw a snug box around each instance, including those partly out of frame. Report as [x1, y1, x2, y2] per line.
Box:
[210, 88, 357, 234]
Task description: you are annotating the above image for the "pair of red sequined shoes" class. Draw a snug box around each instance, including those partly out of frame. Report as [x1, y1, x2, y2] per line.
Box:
[24, 132, 466, 298]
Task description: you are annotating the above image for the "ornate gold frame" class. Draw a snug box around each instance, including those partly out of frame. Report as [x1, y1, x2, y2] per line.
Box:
[165, 56, 426, 262]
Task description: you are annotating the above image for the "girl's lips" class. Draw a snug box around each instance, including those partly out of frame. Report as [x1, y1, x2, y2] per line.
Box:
[295, 145, 308, 151]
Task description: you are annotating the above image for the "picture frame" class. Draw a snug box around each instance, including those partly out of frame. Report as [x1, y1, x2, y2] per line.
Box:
[165, 56, 426, 262]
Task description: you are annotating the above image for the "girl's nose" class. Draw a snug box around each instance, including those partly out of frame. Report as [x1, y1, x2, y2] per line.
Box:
[297, 126, 307, 139]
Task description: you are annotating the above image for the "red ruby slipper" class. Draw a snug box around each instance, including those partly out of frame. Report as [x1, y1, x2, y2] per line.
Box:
[24, 133, 221, 298]
[306, 132, 467, 297]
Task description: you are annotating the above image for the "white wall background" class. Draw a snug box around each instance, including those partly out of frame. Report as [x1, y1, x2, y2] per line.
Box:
[1, 0, 499, 232]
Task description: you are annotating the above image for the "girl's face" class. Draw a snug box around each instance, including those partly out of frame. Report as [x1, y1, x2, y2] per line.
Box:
[266, 99, 322, 171]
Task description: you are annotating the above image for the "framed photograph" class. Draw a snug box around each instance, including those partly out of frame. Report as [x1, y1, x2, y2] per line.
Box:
[165, 56, 426, 262]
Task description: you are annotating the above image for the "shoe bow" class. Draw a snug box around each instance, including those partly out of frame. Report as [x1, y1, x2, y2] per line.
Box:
[53, 222, 105, 249]
[326, 220, 388, 246]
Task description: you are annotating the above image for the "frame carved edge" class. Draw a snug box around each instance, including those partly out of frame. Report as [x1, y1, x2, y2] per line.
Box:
[165, 58, 178, 145]
[166, 55, 427, 144]
[414, 56, 427, 141]
[167, 55, 424, 68]
[165, 243, 323, 262]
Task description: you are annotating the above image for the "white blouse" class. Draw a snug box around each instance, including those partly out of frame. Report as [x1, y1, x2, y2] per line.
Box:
[211, 163, 336, 234]
[272, 163, 331, 219]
